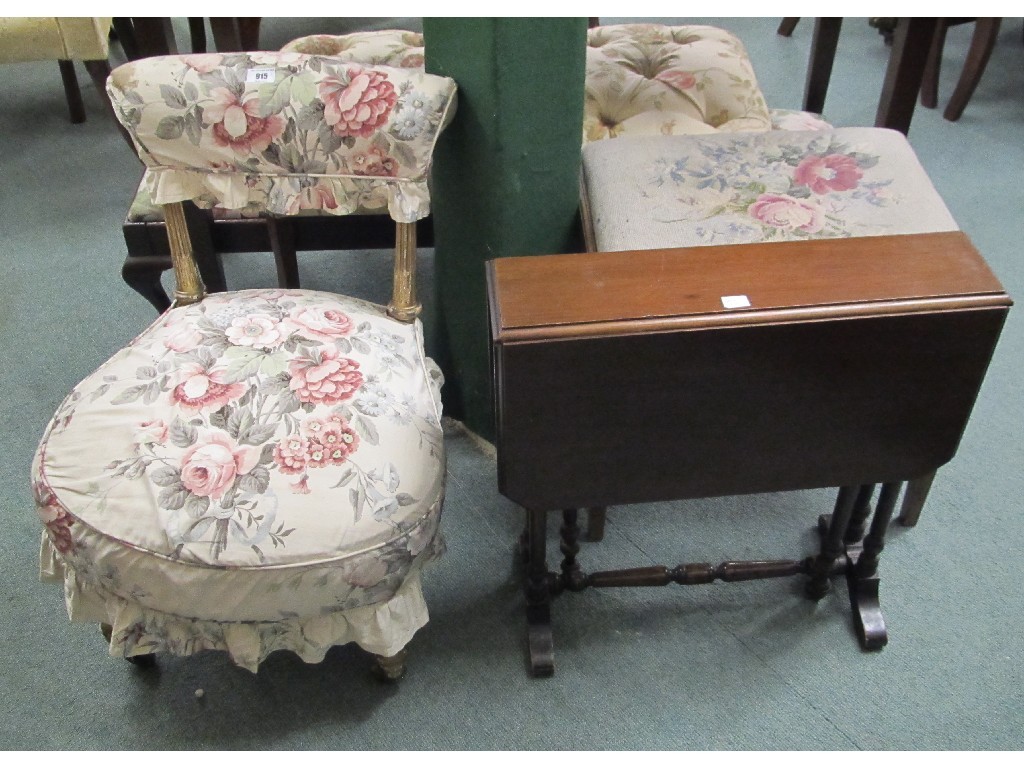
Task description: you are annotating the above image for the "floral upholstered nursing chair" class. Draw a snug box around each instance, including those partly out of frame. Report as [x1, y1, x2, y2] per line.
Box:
[31, 52, 457, 678]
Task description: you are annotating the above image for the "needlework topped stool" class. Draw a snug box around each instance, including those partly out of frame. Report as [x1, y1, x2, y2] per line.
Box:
[580, 127, 958, 252]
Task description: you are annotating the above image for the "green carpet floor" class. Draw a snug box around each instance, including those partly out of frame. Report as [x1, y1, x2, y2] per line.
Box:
[1, 17, 1022, 750]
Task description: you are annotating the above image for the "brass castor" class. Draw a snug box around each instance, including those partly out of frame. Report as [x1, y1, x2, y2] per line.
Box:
[100, 623, 157, 667]
[371, 649, 408, 682]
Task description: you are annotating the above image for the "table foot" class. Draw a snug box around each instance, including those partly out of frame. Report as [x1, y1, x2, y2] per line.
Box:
[847, 572, 888, 650]
[524, 508, 554, 677]
[526, 603, 555, 677]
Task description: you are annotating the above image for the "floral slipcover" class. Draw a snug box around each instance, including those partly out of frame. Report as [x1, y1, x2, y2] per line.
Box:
[108, 53, 456, 222]
[126, 32, 432, 224]
[584, 24, 773, 143]
[34, 54, 457, 672]
[582, 128, 959, 252]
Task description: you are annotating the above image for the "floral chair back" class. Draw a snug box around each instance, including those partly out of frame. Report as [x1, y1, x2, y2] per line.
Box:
[108, 53, 457, 223]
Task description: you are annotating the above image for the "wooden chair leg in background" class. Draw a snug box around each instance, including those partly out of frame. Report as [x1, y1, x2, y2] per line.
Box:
[209, 18, 262, 52]
[777, 18, 800, 37]
[920, 20, 952, 108]
[187, 18, 208, 53]
[267, 216, 301, 289]
[803, 18, 842, 114]
[944, 18, 1002, 121]
[58, 60, 86, 123]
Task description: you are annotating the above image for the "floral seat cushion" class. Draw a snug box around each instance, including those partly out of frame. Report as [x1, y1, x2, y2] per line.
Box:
[33, 289, 445, 670]
[581, 127, 958, 251]
[584, 24, 773, 143]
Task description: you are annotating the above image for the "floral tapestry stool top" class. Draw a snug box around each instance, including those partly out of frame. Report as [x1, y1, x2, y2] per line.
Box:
[32, 52, 457, 673]
[581, 128, 958, 252]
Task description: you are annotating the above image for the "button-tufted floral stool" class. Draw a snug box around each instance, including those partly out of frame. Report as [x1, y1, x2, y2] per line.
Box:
[583, 23, 833, 144]
[32, 52, 457, 677]
[281, 28, 425, 67]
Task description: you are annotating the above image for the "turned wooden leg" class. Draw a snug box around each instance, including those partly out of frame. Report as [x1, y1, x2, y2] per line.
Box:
[525, 508, 554, 677]
[585, 506, 606, 542]
[807, 485, 858, 599]
[848, 481, 901, 650]
[897, 469, 936, 527]
[844, 484, 877, 545]
[58, 60, 86, 124]
[560, 510, 585, 591]
[371, 648, 408, 681]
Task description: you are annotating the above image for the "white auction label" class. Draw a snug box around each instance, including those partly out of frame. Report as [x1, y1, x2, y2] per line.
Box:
[246, 68, 276, 83]
[721, 295, 751, 309]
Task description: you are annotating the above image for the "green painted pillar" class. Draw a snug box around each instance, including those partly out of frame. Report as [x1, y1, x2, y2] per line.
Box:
[424, 18, 588, 440]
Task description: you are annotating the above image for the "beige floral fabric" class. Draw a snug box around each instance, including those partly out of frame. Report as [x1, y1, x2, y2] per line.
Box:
[34, 290, 446, 671]
[584, 24, 773, 143]
[35, 51, 457, 671]
[107, 53, 457, 222]
[582, 128, 958, 252]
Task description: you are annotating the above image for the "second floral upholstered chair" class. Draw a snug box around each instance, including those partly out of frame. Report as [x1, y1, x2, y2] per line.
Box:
[120, 30, 430, 311]
[31, 52, 457, 678]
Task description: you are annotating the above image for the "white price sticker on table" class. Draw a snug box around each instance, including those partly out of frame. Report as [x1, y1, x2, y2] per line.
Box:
[721, 295, 751, 309]
[246, 68, 276, 84]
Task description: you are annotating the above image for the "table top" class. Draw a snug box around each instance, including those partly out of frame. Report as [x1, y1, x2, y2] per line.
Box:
[488, 232, 1009, 343]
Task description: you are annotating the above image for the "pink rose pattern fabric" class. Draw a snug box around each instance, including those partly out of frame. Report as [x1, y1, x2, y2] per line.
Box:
[652, 133, 891, 242]
[107, 53, 456, 221]
[36, 290, 444, 569]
